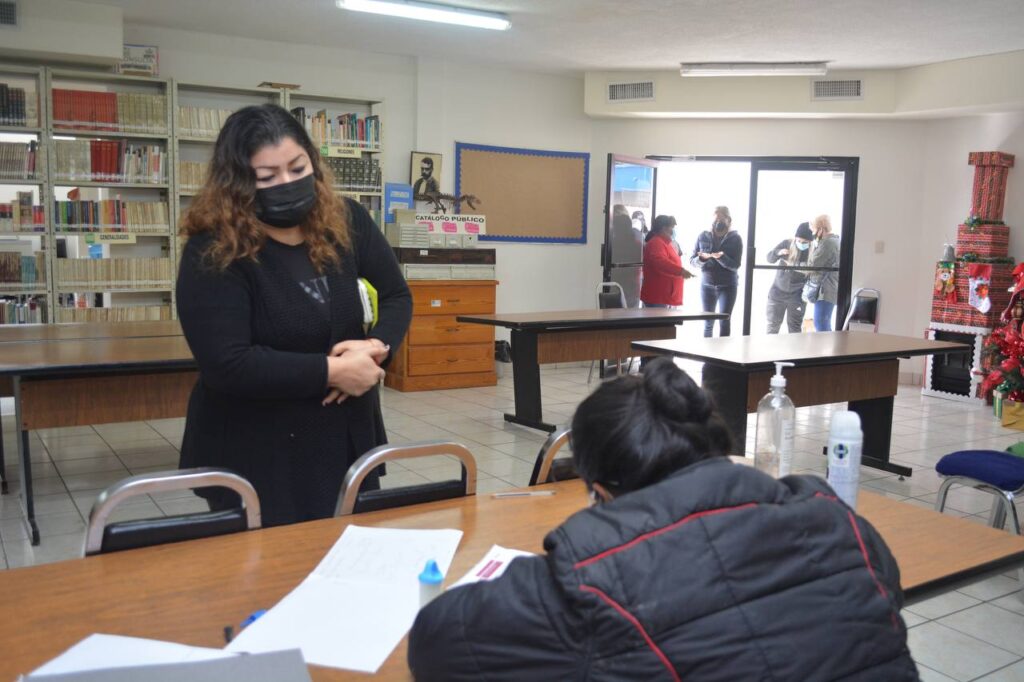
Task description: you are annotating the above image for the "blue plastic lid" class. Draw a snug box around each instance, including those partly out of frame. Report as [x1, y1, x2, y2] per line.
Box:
[419, 559, 444, 585]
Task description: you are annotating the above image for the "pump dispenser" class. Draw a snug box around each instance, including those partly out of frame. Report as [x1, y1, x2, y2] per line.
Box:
[754, 362, 796, 478]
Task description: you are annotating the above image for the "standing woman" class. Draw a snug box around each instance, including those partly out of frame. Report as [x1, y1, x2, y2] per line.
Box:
[807, 214, 840, 331]
[640, 214, 691, 310]
[176, 104, 412, 526]
[765, 221, 813, 334]
[691, 206, 743, 337]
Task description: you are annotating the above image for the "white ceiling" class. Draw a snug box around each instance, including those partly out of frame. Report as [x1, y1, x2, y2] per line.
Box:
[95, 0, 1024, 73]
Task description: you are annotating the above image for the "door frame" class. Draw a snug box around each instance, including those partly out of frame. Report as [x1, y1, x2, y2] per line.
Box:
[603, 153, 660, 281]
[646, 155, 859, 335]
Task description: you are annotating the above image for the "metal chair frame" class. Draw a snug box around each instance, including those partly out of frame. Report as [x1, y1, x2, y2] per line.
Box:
[842, 287, 881, 332]
[84, 467, 261, 556]
[935, 475, 1023, 535]
[589, 281, 634, 382]
[529, 427, 575, 486]
[335, 440, 478, 516]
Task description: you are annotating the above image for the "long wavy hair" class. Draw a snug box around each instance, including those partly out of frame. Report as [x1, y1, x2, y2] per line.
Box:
[180, 104, 351, 272]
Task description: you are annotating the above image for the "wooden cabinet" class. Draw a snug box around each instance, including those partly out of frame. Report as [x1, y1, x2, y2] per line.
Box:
[385, 280, 497, 391]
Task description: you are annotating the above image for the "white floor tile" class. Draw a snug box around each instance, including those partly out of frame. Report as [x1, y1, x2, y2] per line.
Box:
[974, 659, 1024, 681]
[938, 603, 1024, 656]
[907, 622, 1020, 681]
[907, 591, 983, 620]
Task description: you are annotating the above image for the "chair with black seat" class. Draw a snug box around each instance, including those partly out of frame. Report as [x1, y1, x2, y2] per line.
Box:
[589, 281, 631, 382]
[529, 427, 576, 486]
[83, 467, 261, 556]
[935, 450, 1024, 535]
[335, 440, 477, 515]
[842, 287, 881, 332]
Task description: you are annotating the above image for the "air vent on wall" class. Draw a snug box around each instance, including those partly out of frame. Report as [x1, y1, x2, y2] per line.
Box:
[0, 1, 17, 27]
[811, 79, 863, 101]
[607, 81, 655, 102]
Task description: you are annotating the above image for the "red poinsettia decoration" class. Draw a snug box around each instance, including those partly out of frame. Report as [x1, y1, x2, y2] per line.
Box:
[979, 326, 1024, 400]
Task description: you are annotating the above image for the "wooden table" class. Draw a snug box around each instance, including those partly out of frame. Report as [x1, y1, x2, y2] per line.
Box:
[634, 332, 971, 477]
[457, 309, 727, 432]
[0, 334, 197, 544]
[0, 480, 1020, 680]
[0, 320, 182, 344]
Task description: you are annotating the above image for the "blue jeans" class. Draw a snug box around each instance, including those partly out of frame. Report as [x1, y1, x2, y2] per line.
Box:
[814, 300, 836, 331]
[701, 284, 737, 337]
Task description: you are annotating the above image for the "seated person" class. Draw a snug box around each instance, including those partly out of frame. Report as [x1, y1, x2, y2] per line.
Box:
[408, 357, 918, 681]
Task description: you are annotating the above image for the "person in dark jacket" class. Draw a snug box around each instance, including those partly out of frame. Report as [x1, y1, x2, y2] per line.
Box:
[408, 357, 918, 681]
[691, 205, 742, 337]
[176, 104, 412, 526]
[765, 221, 814, 334]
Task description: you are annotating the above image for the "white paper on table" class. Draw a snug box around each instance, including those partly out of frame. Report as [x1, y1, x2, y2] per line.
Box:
[226, 525, 463, 673]
[28, 634, 236, 676]
[450, 545, 535, 589]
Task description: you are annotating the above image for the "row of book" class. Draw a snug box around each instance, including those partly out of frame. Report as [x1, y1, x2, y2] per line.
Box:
[0, 297, 46, 325]
[0, 252, 46, 285]
[325, 157, 382, 192]
[178, 106, 233, 139]
[53, 140, 167, 184]
[55, 257, 173, 287]
[178, 161, 209, 192]
[0, 192, 45, 232]
[0, 83, 35, 127]
[54, 199, 170, 232]
[52, 89, 168, 134]
[291, 108, 381, 149]
[0, 141, 38, 180]
[56, 304, 171, 323]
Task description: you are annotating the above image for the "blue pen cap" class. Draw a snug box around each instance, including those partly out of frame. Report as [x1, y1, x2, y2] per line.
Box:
[419, 559, 444, 585]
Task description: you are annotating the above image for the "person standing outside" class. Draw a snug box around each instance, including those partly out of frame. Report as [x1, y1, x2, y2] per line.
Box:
[807, 214, 840, 331]
[641, 215, 692, 309]
[766, 222, 814, 334]
[692, 206, 743, 337]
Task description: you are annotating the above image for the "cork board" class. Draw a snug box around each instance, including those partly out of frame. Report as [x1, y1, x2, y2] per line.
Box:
[455, 142, 589, 243]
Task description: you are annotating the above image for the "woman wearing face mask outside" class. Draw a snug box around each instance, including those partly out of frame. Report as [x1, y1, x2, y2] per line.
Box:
[176, 104, 412, 527]
[765, 221, 814, 334]
[641, 214, 692, 310]
[692, 206, 743, 337]
[806, 214, 840, 331]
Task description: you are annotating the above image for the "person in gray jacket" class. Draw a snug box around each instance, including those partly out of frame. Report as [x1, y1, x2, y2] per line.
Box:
[807, 214, 840, 331]
[766, 221, 814, 333]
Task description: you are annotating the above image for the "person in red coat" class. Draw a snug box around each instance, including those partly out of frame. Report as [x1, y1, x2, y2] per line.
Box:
[641, 214, 692, 308]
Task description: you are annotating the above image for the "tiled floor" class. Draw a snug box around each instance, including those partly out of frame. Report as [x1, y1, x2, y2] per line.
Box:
[1, 363, 1023, 680]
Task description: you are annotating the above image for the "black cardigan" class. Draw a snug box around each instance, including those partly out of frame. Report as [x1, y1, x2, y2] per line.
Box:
[409, 460, 918, 681]
[176, 199, 412, 526]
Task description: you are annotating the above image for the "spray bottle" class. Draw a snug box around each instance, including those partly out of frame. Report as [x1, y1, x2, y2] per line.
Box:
[826, 411, 863, 510]
[754, 362, 796, 478]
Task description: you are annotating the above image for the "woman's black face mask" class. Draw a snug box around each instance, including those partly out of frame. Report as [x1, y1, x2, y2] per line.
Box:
[255, 174, 317, 228]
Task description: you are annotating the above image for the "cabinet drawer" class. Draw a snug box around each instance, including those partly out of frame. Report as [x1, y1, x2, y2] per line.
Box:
[408, 343, 493, 376]
[409, 316, 494, 346]
[411, 284, 495, 316]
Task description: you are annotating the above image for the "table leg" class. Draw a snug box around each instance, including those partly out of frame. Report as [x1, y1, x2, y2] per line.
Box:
[848, 395, 912, 478]
[504, 329, 556, 433]
[13, 377, 39, 545]
[701, 364, 750, 452]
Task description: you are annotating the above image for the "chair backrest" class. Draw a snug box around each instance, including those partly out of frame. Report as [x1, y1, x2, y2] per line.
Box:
[842, 287, 881, 332]
[336, 441, 478, 516]
[597, 281, 626, 310]
[529, 427, 576, 486]
[84, 468, 261, 556]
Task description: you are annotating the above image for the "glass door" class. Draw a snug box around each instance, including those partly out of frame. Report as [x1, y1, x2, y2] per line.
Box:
[744, 160, 858, 335]
[604, 154, 658, 308]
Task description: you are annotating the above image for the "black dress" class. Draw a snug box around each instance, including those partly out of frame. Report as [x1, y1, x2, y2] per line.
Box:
[176, 199, 412, 526]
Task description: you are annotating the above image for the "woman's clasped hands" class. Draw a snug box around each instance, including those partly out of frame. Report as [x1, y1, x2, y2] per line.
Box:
[323, 339, 389, 405]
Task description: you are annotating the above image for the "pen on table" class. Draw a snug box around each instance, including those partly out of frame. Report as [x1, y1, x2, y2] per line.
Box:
[492, 491, 556, 498]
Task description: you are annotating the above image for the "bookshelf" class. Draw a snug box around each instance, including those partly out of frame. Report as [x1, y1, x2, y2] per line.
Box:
[0, 63, 387, 326]
[0, 64, 48, 324]
[284, 90, 385, 225]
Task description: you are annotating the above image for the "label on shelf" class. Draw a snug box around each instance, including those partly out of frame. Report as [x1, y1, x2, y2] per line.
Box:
[84, 233, 138, 244]
[320, 144, 362, 159]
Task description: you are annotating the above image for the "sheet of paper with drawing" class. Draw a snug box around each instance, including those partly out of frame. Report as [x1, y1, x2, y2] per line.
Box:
[226, 526, 463, 673]
[450, 545, 535, 589]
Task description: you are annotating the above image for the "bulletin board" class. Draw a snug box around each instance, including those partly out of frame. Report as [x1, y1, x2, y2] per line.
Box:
[455, 142, 589, 243]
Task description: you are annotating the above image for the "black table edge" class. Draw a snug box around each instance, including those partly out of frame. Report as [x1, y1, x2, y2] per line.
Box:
[457, 312, 728, 331]
[630, 342, 973, 370]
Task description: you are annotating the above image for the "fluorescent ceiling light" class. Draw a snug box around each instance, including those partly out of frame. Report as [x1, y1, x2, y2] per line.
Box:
[680, 62, 829, 77]
[337, 0, 510, 31]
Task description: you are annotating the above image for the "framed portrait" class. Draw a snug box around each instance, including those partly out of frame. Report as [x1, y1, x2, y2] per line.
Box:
[410, 151, 442, 196]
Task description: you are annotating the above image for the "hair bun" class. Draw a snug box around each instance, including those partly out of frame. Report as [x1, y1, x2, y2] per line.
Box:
[642, 357, 712, 424]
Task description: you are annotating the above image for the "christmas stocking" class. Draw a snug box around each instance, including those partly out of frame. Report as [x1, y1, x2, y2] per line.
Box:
[968, 263, 993, 313]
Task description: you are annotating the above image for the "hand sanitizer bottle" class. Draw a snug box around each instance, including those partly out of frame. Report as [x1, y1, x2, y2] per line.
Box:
[754, 362, 796, 478]
[419, 559, 444, 607]
[826, 411, 863, 510]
